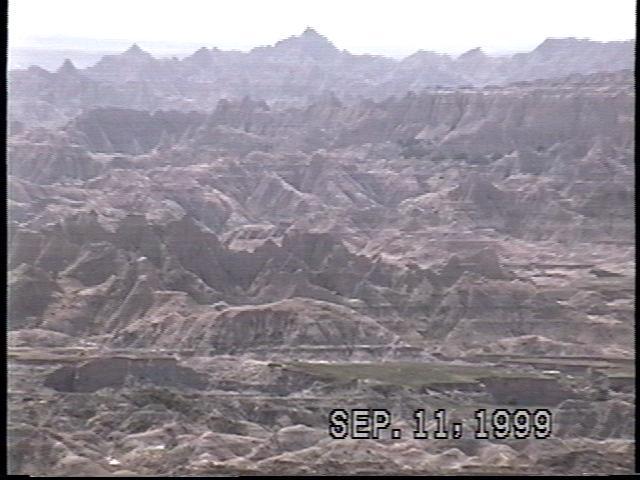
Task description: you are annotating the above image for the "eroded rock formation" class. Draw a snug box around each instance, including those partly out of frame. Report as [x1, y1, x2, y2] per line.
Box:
[7, 39, 634, 475]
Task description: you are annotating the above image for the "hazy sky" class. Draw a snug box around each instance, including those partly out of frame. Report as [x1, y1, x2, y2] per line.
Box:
[9, 0, 636, 56]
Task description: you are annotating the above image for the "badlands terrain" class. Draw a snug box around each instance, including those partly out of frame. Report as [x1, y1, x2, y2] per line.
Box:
[7, 30, 636, 475]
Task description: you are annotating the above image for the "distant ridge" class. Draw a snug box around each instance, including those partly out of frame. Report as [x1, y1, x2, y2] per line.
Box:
[11, 28, 636, 67]
[8, 28, 634, 127]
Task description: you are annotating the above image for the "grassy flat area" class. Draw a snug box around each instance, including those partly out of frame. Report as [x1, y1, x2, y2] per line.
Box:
[471, 354, 633, 370]
[471, 353, 633, 364]
[8, 350, 85, 363]
[606, 368, 636, 379]
[507, 358, 619, 368]
[284, 361, 547, 388]
[502, 357, 634, 378]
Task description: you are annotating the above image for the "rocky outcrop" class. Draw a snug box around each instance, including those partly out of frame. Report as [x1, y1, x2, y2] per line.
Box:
[555, 399, 635, 438]
[6, 69, 634, 352]
[66, 108, 206, 154]
[8, 133, 103, 184]
[480, 376, 578, 406]
[8, 264, 61, 329]
[207, 298, 397, 351]
[54, 69, 633, 166]
[44, 357, 207, 392]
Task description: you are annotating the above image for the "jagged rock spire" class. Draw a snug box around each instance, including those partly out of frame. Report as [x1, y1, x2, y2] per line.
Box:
[56, 58, 78, 74]
[188, 46, 213, 66]
[302, 26, 321, 37]
[124, 43, 148, 56]
[458, 47, 486, 60]
[269, 26, 338, 60]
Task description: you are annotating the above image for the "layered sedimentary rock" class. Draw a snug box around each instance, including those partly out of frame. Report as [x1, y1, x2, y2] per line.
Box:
[7, 72, 634, 357]
[7, 57, 634, 475]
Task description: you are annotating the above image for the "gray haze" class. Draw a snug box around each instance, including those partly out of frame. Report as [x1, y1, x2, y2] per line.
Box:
[10, 0, 636, 59]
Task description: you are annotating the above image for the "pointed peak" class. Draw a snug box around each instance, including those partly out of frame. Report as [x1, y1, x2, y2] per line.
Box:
[269, 27, 338, 58]
[124, 43, 149, 56]
[27, 64, 52, 75]
[458, 47, 486, 59]
[57, 58, 78, 74]
[297, 27, 334, 45]
[186, 47, 213, 66]
[191, 46, 211, 58]
[188, 46, 208, 56]
[302, 26, 322, 37]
